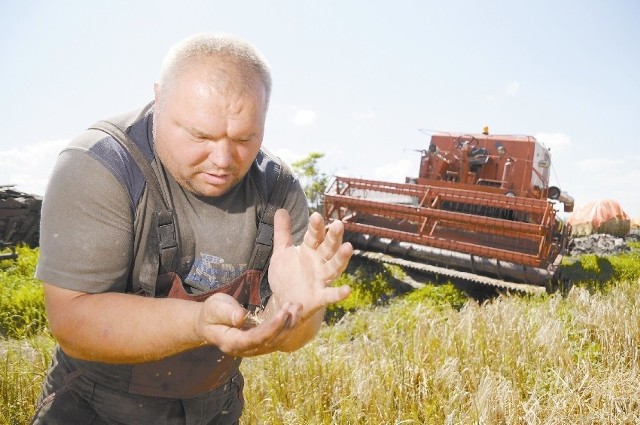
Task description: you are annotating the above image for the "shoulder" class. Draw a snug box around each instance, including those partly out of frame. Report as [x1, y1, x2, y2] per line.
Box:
[65, 103, 155, 211]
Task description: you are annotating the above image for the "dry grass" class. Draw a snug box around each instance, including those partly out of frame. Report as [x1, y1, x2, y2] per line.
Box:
[0, 335, 53, 425]
[241, 279, 640, 424]
[4, 245, 640, 424]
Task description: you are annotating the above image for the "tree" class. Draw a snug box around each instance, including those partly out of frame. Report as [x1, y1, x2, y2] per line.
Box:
[291, 152, 329, 213]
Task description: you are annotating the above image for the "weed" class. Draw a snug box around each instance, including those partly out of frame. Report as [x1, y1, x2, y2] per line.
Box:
[0, 246, 47, 338]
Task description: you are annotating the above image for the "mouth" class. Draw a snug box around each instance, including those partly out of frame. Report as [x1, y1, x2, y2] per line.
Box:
[201, 171, 232, 186]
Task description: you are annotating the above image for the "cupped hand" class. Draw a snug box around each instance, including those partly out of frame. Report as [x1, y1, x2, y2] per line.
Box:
[194, 292, 302, 357]
[267, 209, 353, 319]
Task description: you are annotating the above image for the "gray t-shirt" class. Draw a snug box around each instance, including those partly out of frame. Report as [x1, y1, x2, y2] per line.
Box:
[36, 104, 309, 296]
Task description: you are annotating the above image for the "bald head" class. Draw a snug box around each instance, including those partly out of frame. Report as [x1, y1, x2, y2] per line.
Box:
[157, 33, 272, 111]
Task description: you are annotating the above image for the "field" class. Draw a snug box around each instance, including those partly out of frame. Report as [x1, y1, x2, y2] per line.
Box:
[2, 244, 640, 424]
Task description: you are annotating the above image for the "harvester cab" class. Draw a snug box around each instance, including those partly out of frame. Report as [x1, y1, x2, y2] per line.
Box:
[323, 129, 574, 293]
[414, 130, 573, 212]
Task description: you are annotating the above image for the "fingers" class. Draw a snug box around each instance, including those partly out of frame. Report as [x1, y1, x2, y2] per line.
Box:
[302, 212, 346, 261]
[302, 212, 325, 250]
[300, 212, 353, 288]
[201, 293, 247, 327]
[200, 294, 302, 357]
[225, 303, 302, 357]
[204, 293, 295, 330]
[323, 241, 353, 277]
[320, 285, 352, 305]
[316, 220, 344, 261]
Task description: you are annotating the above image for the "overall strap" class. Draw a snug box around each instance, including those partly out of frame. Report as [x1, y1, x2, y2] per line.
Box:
[88, 120, 178, 295]
[248, 159, 293, 307]
[248, 161, 292, 270]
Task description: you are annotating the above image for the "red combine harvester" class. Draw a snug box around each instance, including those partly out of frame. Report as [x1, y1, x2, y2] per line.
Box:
[323, 129, 574, 293]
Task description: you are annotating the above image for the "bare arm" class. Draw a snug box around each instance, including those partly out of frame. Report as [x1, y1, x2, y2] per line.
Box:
[44, 210, 352, 362]
[44, 283, 299, 363]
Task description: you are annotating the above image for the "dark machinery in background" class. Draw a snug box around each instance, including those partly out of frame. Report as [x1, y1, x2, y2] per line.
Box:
[0, 185, 42, 260]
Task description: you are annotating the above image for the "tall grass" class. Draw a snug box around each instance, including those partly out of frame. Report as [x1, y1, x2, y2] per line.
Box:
[0, 246, 47, 338]
[3, 245, 640, 424]
[0, 246, 52, 424]
[0, 336, 54, 425]
[242, 279, 640, 424]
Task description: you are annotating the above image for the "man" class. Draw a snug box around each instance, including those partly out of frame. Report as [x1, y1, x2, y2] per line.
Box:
[32, 33, 352, 424]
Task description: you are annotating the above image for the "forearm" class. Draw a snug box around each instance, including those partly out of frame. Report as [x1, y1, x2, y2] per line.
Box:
[44, 284, 203, 364]
[261, 294, 325, 352]
[279, 309, 325, 352]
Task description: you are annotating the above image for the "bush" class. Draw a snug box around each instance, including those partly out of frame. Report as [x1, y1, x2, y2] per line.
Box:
[0, 246, 47, 338]
[559, 241, 640, 292]
[403, 282, 468, 310]
[325, 257, 469, 323]
[325, 258, 399, 324]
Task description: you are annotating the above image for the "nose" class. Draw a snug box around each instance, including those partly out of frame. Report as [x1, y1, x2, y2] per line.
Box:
[207, 140, 232, 169]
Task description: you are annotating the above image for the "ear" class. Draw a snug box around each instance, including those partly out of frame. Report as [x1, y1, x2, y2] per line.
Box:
[154, 83, 161, 104]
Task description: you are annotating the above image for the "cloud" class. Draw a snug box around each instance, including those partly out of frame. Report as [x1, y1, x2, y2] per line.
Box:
[486, 94, 497, 104]
[292, 109, 316, 126]
[0, 139, 68, 195]
[576, 158, 624, 173]
[373, 159, 413, 183]
[553, 154, 640, 217]
[506, 82, 520, 96]
[568, 164, 640, 217]
[535, 132, 572, 156]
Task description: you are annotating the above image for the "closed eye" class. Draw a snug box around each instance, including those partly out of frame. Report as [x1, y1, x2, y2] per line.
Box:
[234, 134, 257, 143]
[185, 129, 209, 143]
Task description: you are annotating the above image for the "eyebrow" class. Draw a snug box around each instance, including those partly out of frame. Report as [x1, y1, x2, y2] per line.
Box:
[185, 127, 209, 137]
[234, 133, 258, 141]
[186, 125, 258, 142]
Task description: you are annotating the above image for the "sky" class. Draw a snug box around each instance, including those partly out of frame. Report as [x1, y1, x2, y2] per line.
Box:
[1, 0, 639, 218]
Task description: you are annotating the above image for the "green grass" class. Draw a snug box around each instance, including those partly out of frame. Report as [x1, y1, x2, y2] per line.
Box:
[0, 246, 47, 338]
[3, 244, 640, 424]
[560, 241, 640, 291]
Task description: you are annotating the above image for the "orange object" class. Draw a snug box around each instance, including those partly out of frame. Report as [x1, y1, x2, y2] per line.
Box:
[324, 130, 574, 285]
[568, 199, 629, 228]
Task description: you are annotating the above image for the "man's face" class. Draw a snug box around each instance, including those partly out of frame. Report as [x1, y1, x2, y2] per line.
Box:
[153, 60, 267, 197]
